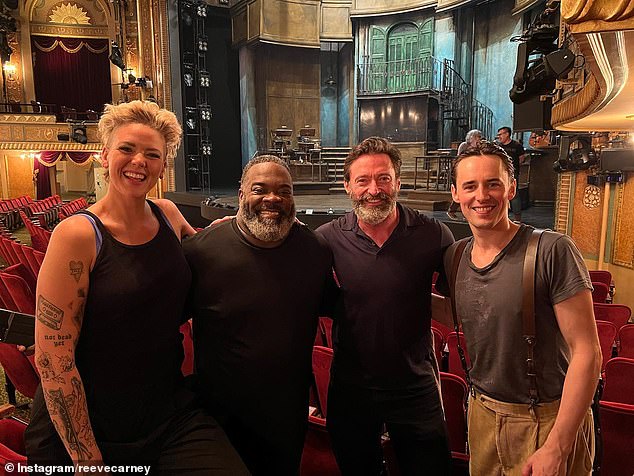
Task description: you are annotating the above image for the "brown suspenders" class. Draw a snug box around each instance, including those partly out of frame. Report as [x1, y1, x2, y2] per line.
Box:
[449, 229, 544, 404]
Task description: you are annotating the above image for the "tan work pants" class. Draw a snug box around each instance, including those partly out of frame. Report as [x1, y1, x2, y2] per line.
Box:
[467, 392, 594, 476]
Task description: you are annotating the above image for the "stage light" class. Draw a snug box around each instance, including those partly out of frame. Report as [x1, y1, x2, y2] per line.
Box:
[71, 125, 88, 144]
[57, 132, 70, 141]
[108, 41, 126, 71]
[200, 107, 211, 121]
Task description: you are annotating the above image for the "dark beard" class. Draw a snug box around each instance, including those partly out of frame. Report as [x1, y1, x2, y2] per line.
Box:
[238, 201, 296, 242]
[351, 191, 397, 225]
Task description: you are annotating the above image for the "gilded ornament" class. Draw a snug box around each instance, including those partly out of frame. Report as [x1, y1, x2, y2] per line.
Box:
[49, 3, 91, 24]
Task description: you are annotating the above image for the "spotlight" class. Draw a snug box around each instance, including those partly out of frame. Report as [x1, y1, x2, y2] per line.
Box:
[71, 125, 88, 144]
[200, 107, 211, 121]
[201, 142, 212, 156]
[184, 72, 194, 87]
[108, 41, 126, 71]
[57, 132, 70, 141]
[200, 72, 210, 88]
[196, 4, 207, 16]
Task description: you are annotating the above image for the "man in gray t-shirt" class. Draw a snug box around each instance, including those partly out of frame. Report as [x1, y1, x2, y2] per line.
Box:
[435, 141, 601, 476]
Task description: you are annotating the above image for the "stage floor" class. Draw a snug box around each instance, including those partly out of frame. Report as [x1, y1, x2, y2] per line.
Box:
[203, 188, 555, 231]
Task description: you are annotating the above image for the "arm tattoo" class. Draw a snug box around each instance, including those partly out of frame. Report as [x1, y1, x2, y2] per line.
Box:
[37, 351, 66, 384]
[69, 261, 84, 283]
[45, 382, 94, 461]
[72, 289, 87, 331]
[37, 296, 64, 330]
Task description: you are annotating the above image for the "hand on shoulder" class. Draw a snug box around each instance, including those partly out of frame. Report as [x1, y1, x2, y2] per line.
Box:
[152, 199, 196, 239]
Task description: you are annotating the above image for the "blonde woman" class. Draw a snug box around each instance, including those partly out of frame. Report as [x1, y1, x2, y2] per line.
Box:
[25, 101, 247, 475]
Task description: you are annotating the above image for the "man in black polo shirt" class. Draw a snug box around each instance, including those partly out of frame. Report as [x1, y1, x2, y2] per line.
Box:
[496, 126, 525, 222]
[316, 137, 454, 475]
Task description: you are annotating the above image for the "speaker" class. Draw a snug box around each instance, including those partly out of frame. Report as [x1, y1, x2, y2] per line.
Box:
[600, 148, 634, 172]
[513, 96, 552, 132]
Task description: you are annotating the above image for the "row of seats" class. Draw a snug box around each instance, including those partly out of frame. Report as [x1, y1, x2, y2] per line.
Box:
[0, 196, 34, 232]
[0, 236, 44, 293]
[58, 197, 89, 221]
[24, 195, 62, 230]
[302, 345, 470, 475]
[18, 212, 51, 253]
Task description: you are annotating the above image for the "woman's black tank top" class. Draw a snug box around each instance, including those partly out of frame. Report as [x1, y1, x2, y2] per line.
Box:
[27, 200, 193, 449]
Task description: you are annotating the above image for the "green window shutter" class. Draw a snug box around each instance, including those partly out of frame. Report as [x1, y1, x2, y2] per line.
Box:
[419, 19, 434, 89]
[369, 27, 386, 92]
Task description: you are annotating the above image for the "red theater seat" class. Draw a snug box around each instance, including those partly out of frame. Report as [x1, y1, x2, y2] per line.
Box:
[598, 401, 634, 476]
[603, 357, 634, 405]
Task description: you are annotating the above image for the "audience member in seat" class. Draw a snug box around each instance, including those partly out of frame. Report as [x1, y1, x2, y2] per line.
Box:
[183, 155, 336, 475]
[436, 141, 601, 476]
[315, 137, 454, 475]
[25, 100, 247, 474]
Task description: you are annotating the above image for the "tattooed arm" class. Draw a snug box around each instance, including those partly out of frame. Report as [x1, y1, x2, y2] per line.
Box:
[35, 215, 102, 464]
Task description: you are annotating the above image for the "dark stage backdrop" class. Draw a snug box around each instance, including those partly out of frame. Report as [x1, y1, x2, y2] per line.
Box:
[31, 36, 112, 114]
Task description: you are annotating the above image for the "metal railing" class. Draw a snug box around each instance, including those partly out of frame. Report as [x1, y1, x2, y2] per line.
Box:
[357, 56, 442, 95]
[357, 57, 495, 143]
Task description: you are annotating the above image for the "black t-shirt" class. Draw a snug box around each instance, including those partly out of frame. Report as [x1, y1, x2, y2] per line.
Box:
[183, 220, 335, 417]
[316, 204, 454, 389]
[499, 139, 524, 179]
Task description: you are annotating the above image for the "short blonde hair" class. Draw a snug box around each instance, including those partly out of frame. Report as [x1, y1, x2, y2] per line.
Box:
[98, 101, 182, 160]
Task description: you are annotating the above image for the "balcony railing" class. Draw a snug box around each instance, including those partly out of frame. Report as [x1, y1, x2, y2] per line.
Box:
[357, 57, 442, 95]
[357, 57, 495, 143]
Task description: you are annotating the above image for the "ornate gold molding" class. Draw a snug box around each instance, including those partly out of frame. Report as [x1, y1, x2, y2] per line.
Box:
[350, 0, 436, 17]
[561, 0, 634, 33]
[562, 0, 634, 24]
[6, 32, 24, 103]
[555, 172, 573, 234]
[552, 73, 602, 128]
[613, 176, 634, 268]
[0, 123, 99, 145]
[30, 22, 110, 37]
[0, 114, 57, 123]
[0, 142, 100, 150]
[157, 0, 172, 109]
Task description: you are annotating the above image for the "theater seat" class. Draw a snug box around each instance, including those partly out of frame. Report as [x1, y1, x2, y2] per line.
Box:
[446, 332, 471, 381]
[596, 320, 617, 372]
[602, 357, 634, 405]
[301, 346, 340, 476]
[598, 401, 634, 476]
[0, 412, 28, 476]
[617, 324, 634, 359]
[591, 282, 610, 303]
[593, 303, 631, 332]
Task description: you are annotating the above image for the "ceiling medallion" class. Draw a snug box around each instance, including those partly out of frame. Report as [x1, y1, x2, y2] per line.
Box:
[49, 3, 91, 25]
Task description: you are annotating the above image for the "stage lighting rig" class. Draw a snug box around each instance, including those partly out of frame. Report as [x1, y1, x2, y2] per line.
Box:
[509, 1, 577, 105]
[71, 124, 88, 144]
[553, 135, 597, 173]
[108, 41, 126, 71]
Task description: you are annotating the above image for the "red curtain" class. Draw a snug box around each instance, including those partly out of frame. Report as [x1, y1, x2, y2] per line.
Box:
[38, 151, 94, 166]
[31, 36, 112, 114]
[34, 159, 51, 200]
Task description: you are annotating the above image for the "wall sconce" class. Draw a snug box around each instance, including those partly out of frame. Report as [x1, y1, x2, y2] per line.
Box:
[19, 152, 40, 161]
[2, 62, 16, 81]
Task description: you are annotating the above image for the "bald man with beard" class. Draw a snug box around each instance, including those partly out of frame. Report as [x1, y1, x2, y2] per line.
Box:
[183, 155, 336, 475]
